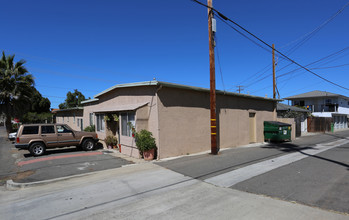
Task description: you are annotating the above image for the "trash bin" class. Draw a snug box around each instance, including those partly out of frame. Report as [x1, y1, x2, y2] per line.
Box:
[264, 121, 292, 142]
[331, 123, 334, 133]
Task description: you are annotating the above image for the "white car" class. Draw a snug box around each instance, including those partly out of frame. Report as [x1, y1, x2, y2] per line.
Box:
[8, 132, 17, 141]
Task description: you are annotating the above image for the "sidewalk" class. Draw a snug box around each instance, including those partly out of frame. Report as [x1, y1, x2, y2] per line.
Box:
[1, 161, 347, 220]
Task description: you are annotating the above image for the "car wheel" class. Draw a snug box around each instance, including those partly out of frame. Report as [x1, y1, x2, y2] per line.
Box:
[29, 142, 46, 156]
[82, 139, 94, 151]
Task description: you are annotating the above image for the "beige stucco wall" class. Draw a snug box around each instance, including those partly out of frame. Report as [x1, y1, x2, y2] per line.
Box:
[217, 95, 275, 148]
[276, 118, 296, 140]
[55, 110, 83, 131]
[157, 87, 276, 159]
[82, 86, 159, 158]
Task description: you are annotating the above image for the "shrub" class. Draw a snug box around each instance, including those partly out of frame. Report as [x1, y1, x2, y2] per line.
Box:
[104, 135, 118, 146]
[135, 129, 156, 153]
[84, 125, 95, 132]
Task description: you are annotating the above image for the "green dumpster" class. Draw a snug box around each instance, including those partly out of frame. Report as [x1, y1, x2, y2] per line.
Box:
[264, 121, 292, 142]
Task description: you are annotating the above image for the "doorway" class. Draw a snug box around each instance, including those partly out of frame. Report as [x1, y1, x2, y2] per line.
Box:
[249, 112, 256, 143]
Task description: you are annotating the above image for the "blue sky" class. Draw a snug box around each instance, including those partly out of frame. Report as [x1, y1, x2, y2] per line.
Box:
[2, 0, 349, 108]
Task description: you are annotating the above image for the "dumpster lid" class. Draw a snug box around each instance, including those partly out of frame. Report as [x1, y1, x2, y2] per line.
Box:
[264, 121, 291, 126]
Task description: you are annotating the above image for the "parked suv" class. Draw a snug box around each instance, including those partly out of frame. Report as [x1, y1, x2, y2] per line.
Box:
[15, 124, 99, 156]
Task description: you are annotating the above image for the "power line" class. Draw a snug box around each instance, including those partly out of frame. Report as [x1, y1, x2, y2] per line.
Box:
[215, 36, 226, 91]
[245, 46, 349, 89]
[277, 46, 349, 79]
[279, 1, 349, 52]
[191, 0, 349, 91]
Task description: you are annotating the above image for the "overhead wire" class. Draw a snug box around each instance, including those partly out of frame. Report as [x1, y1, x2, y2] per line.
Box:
[191, 0, 349, 91]
[277, 46, 349, 79]
[215, 35, 226, 91]
[245, 2, 349, 89]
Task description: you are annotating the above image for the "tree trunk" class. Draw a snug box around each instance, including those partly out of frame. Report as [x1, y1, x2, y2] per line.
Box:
[5, 115, 13, 134]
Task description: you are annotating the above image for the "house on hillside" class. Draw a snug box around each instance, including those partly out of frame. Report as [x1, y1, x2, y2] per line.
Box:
[53, 107, 84, 131]
[81, 80, 287, 159]
[285, 90, 349, 130]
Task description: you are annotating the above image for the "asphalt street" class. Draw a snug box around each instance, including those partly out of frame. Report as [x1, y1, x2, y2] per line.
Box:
[157, 130, 349, 214]
[0, 126, 348, 219]
[0, 163, 347, 220]
[0, 127, 133, 184]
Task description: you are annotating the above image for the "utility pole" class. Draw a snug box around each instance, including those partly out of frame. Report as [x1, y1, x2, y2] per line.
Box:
[236, 85, 244, 93]
[272, 44, 276, 99]
[208, 0, 217, 155]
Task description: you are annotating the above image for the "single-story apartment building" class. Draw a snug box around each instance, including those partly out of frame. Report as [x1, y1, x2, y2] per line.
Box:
[53, 107, 84, 131]
[79, 80, 287, 159]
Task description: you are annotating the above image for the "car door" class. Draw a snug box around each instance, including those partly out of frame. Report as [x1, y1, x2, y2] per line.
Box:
[56, 125, 79, 147]
[41, 125, 58, 148]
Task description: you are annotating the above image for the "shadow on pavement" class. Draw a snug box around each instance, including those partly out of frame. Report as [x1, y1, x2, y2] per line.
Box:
[263, 142, 349, 170]
[23, 142, 105, 158]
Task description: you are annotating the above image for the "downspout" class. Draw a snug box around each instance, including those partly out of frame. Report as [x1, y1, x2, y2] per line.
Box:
[155, 84, 163, 160]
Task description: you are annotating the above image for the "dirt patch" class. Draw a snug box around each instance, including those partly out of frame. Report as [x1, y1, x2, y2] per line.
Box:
[12, 170, 35, 182]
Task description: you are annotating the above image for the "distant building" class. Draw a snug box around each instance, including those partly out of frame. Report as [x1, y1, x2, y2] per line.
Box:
[277, 103, 311, 136]
[53, 107, 84, 131]
[285, 90, 348, 130]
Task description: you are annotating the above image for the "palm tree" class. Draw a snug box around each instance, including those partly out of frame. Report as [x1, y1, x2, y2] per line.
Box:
[0, 51, 34, 133]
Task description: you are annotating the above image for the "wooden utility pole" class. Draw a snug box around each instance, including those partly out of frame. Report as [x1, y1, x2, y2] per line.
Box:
[208, 0, 217, 155]
[272, 44, 276, 99]
[236, 85, 244, 93]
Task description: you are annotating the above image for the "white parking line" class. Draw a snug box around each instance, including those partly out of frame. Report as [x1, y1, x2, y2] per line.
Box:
[205, 138, 349, 188]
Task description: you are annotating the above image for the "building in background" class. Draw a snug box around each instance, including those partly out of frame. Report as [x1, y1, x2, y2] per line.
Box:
[285, 91, 349, 130]
[277, 103, 311, 136]
[53, 107, 84, 131]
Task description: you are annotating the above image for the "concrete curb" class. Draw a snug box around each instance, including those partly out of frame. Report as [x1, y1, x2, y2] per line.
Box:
[6, 172, 95, 190]
[5, 161, 157, 190]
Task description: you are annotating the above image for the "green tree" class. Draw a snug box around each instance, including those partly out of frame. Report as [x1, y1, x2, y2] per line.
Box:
[0, 51, 34, 133]
[30, 88, 51, 113]
[59, 89, 86, 109]
[21, 88, 52, 124]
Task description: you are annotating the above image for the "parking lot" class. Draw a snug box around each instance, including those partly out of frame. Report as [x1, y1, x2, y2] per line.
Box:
[0, 127, 133, 184]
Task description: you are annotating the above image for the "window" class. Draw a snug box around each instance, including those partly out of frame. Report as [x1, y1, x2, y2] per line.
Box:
[326, 99, 332, 104]
[22, 126, 39, 135]
[121, 112, 135, 137]
[89, 113, 94, 126]
[73, 114, 75, 124]
[96, 114, 105, 132]
[41, 125, 55, 134]
[56, 125, 72, 133]
[79, 119, 83, 131]
[62, 116, 64, 123]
